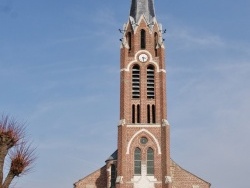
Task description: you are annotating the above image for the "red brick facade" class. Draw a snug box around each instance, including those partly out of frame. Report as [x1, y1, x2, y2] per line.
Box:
[170, 160, 211, 188]
[74, 1, 211, 188]
[74, 166, 107, 188]
[74, 160, 210, 188]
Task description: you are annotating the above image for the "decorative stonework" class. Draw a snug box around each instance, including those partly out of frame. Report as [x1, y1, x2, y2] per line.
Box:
[126, 129, 161, 154]
[86, 185, 95, 188]
[193, 186, 200, 188]
[116, 176, 123, 184]
[131, 164, 158, 188]
[118, 119, 126, 126]
[165, 176, 172, 184]
[127, 124, 161, 128]
[162, 119, 170, 126]
[120, 50, 166, 73]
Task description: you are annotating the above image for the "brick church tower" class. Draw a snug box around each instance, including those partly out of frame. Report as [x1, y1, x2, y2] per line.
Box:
[74, 1, 211, 188]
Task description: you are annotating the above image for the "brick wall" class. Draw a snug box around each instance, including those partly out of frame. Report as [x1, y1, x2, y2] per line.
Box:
[120, 18, 167, 124]
[170, 160, 211, 188]
[74, 159, 211, 188]
[74, 166, 107, 188]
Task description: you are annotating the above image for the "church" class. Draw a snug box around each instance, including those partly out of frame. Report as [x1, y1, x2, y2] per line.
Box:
[74, 0, 211, 188]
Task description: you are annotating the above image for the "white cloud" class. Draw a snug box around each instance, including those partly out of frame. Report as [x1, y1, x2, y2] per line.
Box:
[169, 55, 250, 187]
[163, 15, 250, 187]
[168, 29, 225, 49]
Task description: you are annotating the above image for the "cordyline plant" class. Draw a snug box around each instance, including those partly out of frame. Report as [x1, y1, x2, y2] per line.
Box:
[0, 115, 36, 188]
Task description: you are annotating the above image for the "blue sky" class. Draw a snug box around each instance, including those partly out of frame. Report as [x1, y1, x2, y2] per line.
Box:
[1, 0, 250, 188]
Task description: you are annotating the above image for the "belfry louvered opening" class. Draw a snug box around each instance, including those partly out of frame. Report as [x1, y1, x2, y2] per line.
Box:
[132, 65, 140, 99]
[147, 65, 155, 99]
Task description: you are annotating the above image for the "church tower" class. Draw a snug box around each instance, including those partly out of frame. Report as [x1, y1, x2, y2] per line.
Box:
[74, 1, 211, 188]
[116, 0, 171, 187]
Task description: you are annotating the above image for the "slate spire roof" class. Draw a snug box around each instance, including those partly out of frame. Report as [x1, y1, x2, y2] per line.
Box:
[129, 0, 156, 24]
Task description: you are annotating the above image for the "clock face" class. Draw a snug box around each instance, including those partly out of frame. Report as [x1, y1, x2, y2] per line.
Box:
[138, 53, 148, 62]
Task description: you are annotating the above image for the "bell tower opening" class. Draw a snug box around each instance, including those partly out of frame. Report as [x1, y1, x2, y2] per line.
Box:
[127, 32, 132, 51]
[141, 29, 146, 49]
[132, 64, 140, 99]
[147, 65, 155, 99]
[154, 32, 158, 57]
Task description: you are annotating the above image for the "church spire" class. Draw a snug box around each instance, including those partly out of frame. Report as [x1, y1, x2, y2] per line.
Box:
[129, 0, 156, 25]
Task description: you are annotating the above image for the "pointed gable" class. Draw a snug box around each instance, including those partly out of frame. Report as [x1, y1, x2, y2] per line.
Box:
[130, 0, 156, 25]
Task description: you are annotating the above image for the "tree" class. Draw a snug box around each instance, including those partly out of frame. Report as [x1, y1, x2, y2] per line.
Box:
[0, 115, 36, 188]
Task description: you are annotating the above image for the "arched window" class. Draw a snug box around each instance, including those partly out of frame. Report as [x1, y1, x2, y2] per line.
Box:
[132, 65, 140, 99]
[147, 148, 154, 175]
[127, 32, 132, 51]
[154, 32, 158, 56]
[147, 104, 156, 124]
[137, 105, 140, 123]
[147, 65, 155, 99]
[132, 104, 140, 124]
[134, 148, 141, 175]
[110, 164, 116, 188]
[132, 104, 135, 123]
[141, 29, 146, 49]
[152, 105, 156, 123]
[147, 104, 151, 123]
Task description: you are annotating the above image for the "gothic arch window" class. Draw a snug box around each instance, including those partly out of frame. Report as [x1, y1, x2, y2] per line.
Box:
[154, 32, 158, 56]
[127, 32, 132, 51]
[137, 105, 140, 123]
[152, 105, 156, 123]
[132, 104, 135, 123]
[141, 29, 146, 49]
[147, 65, 155, 99]
[134, 147, 141, 175]
[147, 147, 154, 175]
[147, 104, 151, 123]
[132, 65, 140, 99]
[147, 104, 156, 124]
[132, 104, 140, 124]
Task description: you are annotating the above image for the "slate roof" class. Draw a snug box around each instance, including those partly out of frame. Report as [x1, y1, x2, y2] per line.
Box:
[130, 0, 155, 24]
[106, 150, 118, 162]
